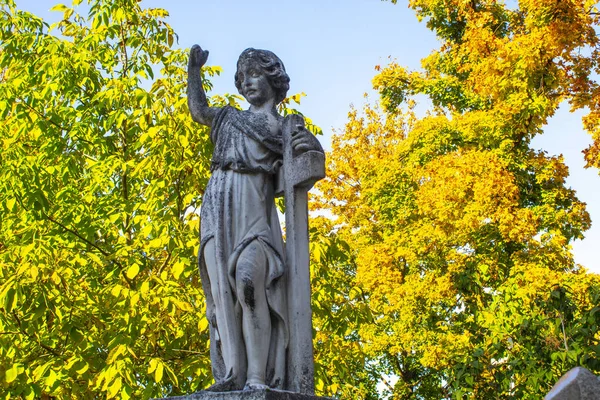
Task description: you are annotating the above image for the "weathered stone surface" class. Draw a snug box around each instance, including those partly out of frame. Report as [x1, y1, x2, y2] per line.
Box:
[158, 388, 331, 400]
[544, 367, 600, 400]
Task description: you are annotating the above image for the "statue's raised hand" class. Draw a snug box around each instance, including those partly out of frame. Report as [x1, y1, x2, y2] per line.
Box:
[187, 45, 217, 126]
[189, 44, 209, 68]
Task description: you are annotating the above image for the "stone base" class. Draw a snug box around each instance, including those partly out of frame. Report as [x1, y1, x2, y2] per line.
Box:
[158, 388, 331, 400]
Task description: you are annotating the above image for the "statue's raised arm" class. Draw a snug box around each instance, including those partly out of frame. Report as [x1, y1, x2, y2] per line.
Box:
[187, 44, 219, 126]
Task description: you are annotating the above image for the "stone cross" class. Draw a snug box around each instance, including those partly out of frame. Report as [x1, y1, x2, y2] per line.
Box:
[278, 114, 325, 394]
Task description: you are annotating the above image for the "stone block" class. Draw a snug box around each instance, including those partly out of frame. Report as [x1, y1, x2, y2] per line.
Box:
[545, 367, 600, 400]
[158, 388, 331, 400]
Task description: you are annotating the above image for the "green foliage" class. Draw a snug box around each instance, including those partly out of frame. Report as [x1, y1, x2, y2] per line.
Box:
[0, 1, 344, 398]
[0, 1, 229, 397]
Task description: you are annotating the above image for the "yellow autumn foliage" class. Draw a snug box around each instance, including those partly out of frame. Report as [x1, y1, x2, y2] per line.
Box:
[315, 90, 600, 396]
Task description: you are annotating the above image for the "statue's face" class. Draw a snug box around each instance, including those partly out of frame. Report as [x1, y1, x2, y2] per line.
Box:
[238, 61, 276, 107]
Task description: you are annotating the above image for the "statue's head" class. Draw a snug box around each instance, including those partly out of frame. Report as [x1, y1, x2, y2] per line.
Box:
[235, 48, 290, 104]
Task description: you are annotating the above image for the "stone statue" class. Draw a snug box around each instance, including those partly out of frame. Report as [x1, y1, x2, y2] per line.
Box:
[188, 45, 324, 394]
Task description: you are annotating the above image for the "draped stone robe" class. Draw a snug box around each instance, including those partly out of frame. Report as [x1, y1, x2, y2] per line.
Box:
[198, 106, 287, 389]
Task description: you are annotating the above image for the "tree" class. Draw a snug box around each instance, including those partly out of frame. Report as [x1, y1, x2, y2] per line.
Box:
[0, 1, 352, 398]
[0, 1, 232, 397]
[315, 0, 600, 397]
[382, 0, 600, 171]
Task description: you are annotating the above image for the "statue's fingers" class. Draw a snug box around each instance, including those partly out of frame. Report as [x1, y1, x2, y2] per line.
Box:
[296, 143, 312, 152]
[292, 127, 309, 137]
[198, 50, 209, 66]
[291, 133, 308, 143]
[292, 138, 311, 151]
[190, 46, 203, 65]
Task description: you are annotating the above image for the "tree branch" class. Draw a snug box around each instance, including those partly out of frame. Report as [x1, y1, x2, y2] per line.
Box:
[44, 212, 109, 256]
[43, 212, 133, 287]
[12, 311, 62, 358]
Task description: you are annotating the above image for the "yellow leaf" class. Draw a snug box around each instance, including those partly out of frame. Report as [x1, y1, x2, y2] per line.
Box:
[172, 261, 184, 279]
[107, 376, 121, 399]
[148, 358, 158, 374]
[50, 4, 68, 12]
[29, 265, 39, 280]
[106, 344, 125, 365]
[316, 378, 325, 391]
[111, 285, 121, 298]
[6, 197, 16, 211]
[126, 263, 139, 280]
[33, 362, 51, 381]
[88, 252, 102, 266]
[130, 292, 140, 307]
[140, 281, 150, 296]
[120, 385, 132, 400]
[179, 135, 189, 147]
[154, 361, 164, 383]
[199, 317, 209, 332]
[45, 369, 58, 388]
[5, 364, 19, 383]
[149, 238, 163, 248]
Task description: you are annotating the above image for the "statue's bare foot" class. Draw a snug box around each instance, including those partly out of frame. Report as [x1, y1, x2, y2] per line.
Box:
[243, 382, 269, 391]
[205, 376, 243, 392]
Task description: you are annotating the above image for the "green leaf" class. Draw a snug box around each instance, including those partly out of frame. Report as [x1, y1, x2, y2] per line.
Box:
[33, 362, 52, 382]
[75, 362, 89, 375]
[4, 287, 16, 312]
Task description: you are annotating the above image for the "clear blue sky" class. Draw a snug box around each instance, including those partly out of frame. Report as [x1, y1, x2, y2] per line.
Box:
[16, 0, 600, 274]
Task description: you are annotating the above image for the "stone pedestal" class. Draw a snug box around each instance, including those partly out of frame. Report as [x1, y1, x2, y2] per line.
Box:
[158, 388, 331, 400]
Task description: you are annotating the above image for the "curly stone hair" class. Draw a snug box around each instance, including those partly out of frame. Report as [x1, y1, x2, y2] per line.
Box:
[234, 48, 290, 104]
